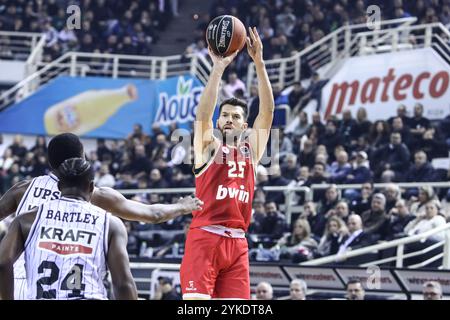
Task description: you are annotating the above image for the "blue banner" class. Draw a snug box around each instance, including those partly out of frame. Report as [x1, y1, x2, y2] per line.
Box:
[0, 75, 204, 139]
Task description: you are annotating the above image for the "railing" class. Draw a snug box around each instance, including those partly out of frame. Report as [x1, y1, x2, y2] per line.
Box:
[246, 17, 417, 89]
[0, 52, 73, 109]
[0, 51, 212, 110]
[119, 187, 195, 196]
[0, 31, 43, 61]
[348, 23, 450, 60]
[4, 18, 445, 112]
[128, 261, 180, 298]
[273, 104, 291, 127]
[116, 181, 450, 229]
[22, 35, 47, 93]
[309, 22, 450, 79]
[64, 51, 210, 81]
[119, 185, 311, 226]
[301, 223, 450, 269]
[0, 18, 416, 109]
[310, 181, 450, 202]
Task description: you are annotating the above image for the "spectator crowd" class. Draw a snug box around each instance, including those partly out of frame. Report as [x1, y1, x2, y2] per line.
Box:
[193, 0, 450, 80]
[1, 97, 450, 267]
[0, 0, 180, 61]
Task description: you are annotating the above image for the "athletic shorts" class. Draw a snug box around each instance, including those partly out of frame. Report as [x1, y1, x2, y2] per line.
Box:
[180, 227, 250, 299]
[14, 278, 28, 300]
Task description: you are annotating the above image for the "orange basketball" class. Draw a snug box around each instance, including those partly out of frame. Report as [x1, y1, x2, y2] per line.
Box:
[206, 15, 247, 57]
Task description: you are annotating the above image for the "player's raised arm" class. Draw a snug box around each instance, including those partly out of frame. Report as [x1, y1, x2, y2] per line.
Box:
[246, 27, 275, 164]
[193, 48, 238, 167]
[91, 187, 203, 224]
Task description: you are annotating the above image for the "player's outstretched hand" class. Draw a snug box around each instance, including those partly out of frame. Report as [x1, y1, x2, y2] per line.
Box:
[178, 195, 204, 213]
[208, 46, 239, 71]
[246, 27, 263, 64]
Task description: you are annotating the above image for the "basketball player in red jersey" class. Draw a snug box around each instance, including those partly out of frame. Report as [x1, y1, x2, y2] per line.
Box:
[180, 27, 274, 300]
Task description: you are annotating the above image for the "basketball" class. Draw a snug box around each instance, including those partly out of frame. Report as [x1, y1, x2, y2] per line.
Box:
[206, 15, 247, 57]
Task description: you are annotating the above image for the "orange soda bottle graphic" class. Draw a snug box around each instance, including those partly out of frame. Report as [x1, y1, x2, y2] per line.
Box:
[44, 84, 138, 135]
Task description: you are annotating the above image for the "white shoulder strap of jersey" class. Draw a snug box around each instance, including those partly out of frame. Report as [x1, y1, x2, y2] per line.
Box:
[16, 178, 37, 216]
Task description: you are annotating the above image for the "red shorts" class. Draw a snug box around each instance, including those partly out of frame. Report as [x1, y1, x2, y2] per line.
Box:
[180, 227, 250, 299]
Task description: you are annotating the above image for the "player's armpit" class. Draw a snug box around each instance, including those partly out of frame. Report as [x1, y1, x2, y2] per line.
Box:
[193, 137, 219, 172]
[193, 118, 219, 163]
[194, 114, 214, 137]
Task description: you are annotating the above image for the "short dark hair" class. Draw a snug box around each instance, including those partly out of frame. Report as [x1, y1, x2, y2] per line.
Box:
[234, 88, 245, 97]
[58, 158, 94, 189]
[264, 201, 277, 209]
[219, 98, 248, 120]
[346, 279, 363, 289]
[48, 133, 84, 169]
[158, 276, 173, 285]
[326, 119, 337, 127]
[314, 162, 326, 170]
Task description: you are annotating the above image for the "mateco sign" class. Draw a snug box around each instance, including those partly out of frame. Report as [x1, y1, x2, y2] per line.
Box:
[322, 48, 450, 120]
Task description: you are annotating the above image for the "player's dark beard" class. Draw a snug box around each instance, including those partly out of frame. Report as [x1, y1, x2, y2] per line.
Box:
[219, 124, 242, 145]
[222, 134, 239, 146]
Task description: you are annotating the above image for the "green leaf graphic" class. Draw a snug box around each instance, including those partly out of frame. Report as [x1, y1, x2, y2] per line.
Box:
[177, 77, 192, 95]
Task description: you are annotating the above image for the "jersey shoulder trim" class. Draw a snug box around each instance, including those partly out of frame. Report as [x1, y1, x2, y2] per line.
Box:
[193, 145, 221, 178]
[193, 161, 208, 175]
[48, 172, 59, 182]
[16, 178, 36, 216]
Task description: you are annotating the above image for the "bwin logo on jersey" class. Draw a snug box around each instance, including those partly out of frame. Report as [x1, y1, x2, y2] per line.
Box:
[38, 226, 97, 255]
[216, 185, 250, 203]
[155, 77, 203, 125]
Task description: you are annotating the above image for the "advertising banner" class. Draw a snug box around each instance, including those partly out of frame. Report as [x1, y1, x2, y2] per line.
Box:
[0, 75, 203, 138]
[249, 265, 291, 286]
[335, 267, 403, 292]
[394, 269, 450, 294]
[283, 266, 344, 289]
[321, 48, 450, 120]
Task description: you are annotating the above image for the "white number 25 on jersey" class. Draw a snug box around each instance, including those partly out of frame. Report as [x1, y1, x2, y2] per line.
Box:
[228, 161, 245, 178]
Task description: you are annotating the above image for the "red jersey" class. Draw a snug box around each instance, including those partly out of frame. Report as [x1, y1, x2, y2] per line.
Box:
[191, 141, 255, 231]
